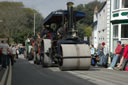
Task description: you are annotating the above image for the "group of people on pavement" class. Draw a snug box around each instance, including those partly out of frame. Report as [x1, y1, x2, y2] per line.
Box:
[25, 26, 49, 62]
[90, 41, 128, 71]
[0, 40, 18, 70]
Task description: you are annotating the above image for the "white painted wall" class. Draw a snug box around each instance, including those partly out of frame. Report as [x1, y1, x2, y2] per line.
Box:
[97, 3, 108, 44]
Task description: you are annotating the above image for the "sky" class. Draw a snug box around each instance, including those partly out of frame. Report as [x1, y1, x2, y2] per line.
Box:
[0, 0, 105, 17]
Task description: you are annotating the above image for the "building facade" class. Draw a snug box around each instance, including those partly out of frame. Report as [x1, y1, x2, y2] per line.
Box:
[92, 0, 128, 52]
[93, 0, 110, 50]
[111, 0, 128, 52]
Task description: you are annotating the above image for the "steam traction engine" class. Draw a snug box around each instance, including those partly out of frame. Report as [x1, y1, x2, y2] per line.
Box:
[40, 2, 91, 71]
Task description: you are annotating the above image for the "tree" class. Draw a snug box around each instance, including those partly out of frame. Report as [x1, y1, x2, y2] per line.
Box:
[84, 26, 92, 39]
[74, 0, 104, 39]
[0, 1, 43, 44]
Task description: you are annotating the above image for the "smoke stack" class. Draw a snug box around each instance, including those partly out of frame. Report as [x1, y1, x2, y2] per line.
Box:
[67, 2, 74, 29]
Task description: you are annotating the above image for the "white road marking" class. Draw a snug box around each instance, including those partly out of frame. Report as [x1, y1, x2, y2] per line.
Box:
[48, 67, 60, 72]
[67, 70, 128, 85]
[18, 55, 25, 59]
[28, 61, 34, 64]
[68, 71, 117, 85]
[47, 67, 128, 85]
[0, 67, 8, 85]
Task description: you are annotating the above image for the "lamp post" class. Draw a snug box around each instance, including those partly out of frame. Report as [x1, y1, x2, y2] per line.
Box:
[34, 13, 36, 36]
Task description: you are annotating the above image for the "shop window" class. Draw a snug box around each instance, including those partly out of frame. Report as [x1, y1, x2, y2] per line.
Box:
[122, 0, 128, 8]
[114, 0, 119, 10]
[121, 25, 128, 38]
[113, 25, 118, 38]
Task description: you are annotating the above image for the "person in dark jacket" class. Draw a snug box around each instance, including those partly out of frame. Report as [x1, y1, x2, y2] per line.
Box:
[40, 26, 49, 38]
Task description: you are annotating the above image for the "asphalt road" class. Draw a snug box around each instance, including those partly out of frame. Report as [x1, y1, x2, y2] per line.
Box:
[12, 55, 96, 85]
[12, 55, 128, 85]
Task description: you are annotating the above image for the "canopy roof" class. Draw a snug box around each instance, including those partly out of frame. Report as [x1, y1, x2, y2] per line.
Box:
[42, 10, 85, 25]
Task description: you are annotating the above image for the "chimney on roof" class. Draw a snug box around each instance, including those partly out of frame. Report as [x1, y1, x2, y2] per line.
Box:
[94, 6, 98, 14]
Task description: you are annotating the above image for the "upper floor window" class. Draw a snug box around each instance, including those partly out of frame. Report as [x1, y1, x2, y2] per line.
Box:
[114, 0, 119, 10]
[122, 0, 128, 8]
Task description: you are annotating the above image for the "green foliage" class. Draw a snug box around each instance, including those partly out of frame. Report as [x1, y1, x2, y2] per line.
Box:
[84, 26, 92, 37]
[12, 29, 33, 43]
[74, 1, 104, 39]
[0, 1, 43, 44]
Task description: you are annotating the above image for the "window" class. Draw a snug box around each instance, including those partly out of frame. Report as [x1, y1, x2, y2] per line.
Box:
[122, 0, 128, 8]
[113, 25, 118, 38]
[113, 39, 118, 52]
[114, 0, 119, 10]
[121, 25, 128, 38]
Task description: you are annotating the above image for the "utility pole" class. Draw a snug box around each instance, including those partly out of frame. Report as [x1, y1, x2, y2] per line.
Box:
[34, 13, 36, 36]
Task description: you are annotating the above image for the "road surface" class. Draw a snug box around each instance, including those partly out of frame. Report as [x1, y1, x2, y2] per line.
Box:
[12, 55, 128, 85]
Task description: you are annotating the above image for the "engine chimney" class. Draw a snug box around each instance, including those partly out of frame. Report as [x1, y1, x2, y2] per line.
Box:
[67, 2, 74, 29]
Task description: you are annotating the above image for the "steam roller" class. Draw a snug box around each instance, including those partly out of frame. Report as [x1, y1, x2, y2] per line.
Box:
[40, 2, 91, 71]
[59, 44, 91, 70]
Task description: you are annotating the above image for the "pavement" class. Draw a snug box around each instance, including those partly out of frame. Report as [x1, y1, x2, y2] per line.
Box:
[12, 55, 128, 85]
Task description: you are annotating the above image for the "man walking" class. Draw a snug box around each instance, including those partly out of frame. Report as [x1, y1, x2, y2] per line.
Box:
[1, 41, 9, 68]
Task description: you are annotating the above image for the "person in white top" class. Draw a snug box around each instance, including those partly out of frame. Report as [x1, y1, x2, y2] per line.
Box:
[12, 45, 17, 61]
[12, 45, 16, 55]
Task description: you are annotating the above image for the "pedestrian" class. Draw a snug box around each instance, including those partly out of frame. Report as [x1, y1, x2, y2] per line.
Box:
[97, 43, 104, 66]
[12, 45, 17, 62]
[97, 43, 101, 57]
[108, 41, 122, 70]
[1, 40, 9, 68]
[90, 44, 95, 66]
[34, 39, 38, 64]
[16, 48, 19, 59]
[102, 42, 109, 68]
[116, 44, 125, 69]
[8, 44, 14, 65]
[119, 41, 128, 70]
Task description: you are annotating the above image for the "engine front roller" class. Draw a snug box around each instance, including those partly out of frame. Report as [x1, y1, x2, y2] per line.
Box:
[59, 44, 91, 71]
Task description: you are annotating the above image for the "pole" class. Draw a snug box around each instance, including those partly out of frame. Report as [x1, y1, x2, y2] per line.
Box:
[34, 13, 36, 36]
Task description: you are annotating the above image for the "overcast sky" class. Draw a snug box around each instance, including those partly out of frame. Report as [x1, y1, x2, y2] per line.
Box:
[0, 0, 105, 17]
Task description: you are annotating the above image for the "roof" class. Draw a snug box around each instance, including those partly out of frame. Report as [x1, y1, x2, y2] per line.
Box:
[98, 1, 107, 13]
[92, 21, 98, 27]
[42, 10, 85, 25]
